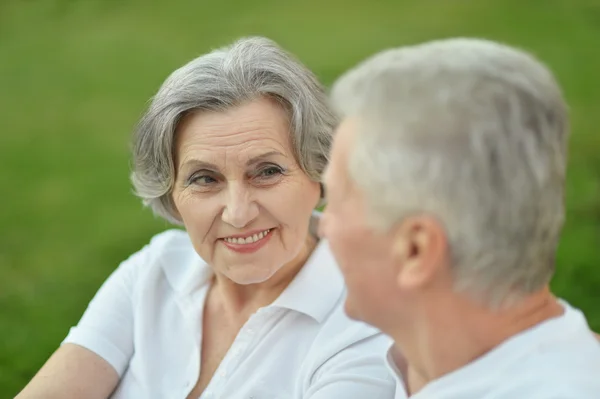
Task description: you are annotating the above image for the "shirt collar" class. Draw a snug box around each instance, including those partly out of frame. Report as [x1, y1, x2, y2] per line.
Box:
[386, 343, 405, 381]
[269, 237, 345, 323]
[159, 232, 212, 296]
[386, 343, 409, 398]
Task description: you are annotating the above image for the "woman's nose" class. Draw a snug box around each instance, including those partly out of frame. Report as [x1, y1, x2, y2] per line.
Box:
[221, 184, 259, 229]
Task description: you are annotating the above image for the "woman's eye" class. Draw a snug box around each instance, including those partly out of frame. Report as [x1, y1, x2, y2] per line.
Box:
[191, 175, 217, 185]
[258, 166, 283, 178]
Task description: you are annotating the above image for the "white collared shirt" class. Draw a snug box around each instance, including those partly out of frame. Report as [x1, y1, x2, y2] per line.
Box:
[63, 229, 395, 398]
[385, 350, 409, 399]
[386, 301, 600, 398]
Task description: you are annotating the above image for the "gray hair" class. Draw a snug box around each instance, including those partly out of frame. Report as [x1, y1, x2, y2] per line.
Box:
[331, 38, 569, 308]
[131, 37, 336, 224]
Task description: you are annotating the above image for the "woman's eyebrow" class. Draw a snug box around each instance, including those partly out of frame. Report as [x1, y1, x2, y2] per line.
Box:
[180, 151, 285, 171]
[179, 158, 222, 174]
[246, 151, 285, 167]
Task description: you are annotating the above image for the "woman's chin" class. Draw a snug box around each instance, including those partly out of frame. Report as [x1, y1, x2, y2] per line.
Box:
[224, 266, 281, 286]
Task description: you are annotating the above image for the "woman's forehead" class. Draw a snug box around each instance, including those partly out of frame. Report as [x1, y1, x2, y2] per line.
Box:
[175, 99, 294, 168]
[178, 98, 289, 139]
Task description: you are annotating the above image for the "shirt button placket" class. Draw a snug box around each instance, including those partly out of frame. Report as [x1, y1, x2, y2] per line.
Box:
[216, 314, 262, 397]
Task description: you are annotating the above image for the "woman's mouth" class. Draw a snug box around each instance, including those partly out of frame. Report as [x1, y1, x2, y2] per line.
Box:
[223, 228, 271, 244]
[221, 228, 274, 253]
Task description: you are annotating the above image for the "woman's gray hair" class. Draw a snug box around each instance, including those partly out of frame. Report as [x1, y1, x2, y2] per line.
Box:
[131, 37, 336, 224]
[331, 38, 569, 308]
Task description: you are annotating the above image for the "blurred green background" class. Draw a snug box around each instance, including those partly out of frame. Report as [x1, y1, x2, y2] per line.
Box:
[1, 0, 599, 396]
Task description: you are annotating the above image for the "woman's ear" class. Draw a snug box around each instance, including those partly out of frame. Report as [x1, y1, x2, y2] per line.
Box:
[168, 194, 184, 224]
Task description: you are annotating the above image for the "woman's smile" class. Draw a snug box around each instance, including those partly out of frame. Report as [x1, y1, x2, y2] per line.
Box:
[220, 228, 275, 254]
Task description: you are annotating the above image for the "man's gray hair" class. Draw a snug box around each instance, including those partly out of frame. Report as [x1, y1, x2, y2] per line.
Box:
[131, 37, 336, 224]
[331, 38, 569, 308]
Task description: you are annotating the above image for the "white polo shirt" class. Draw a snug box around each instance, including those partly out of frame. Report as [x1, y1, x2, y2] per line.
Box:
[63, 229, 395, 399]
[386, 301, 600, 398]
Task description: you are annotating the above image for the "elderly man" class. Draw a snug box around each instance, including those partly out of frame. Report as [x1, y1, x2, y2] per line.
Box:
[320, 38, 600, 398]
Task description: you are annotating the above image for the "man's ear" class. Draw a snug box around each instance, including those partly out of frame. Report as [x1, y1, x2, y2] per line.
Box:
[391, 215, 449, 290]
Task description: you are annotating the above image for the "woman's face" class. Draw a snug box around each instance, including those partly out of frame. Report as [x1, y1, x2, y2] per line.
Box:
[172, 97, 321, 284]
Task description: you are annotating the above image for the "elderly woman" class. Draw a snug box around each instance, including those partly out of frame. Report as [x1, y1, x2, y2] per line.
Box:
[17, 37, 395, 399]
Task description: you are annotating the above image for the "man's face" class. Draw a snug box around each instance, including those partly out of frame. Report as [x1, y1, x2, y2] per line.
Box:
[320, 118, 402, 328]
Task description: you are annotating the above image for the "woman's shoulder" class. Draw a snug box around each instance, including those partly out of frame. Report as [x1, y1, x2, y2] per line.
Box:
[112, 229, 201, 287]
[315, 298, 392, 357]
[145, 228, 194, 253]
[298, 297, 395, 395]
[298, 242, 393, 383]
[297, 239, 389, 355]
[119, 228, 193, 266]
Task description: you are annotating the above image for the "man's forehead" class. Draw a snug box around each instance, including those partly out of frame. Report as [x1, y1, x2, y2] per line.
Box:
[332, 118, 357, 159]
[325, 117, 358, 187]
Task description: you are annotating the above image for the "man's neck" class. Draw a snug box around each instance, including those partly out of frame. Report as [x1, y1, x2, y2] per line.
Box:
[390, 287, 564, 389]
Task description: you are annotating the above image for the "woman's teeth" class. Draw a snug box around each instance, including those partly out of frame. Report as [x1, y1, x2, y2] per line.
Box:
[223, 229, 271, 244]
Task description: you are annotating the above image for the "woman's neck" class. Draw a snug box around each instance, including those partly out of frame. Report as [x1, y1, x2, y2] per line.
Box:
[209, 233, 318, 320]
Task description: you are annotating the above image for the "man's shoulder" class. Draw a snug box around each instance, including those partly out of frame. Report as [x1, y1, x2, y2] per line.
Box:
[485, 374, 600, 398]
[486, 344, 600, 398]
[420, 367, 600, 399]
[419, 314, 600, 399]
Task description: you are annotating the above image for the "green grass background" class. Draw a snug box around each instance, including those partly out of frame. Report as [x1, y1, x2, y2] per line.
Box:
[1, 0, 599, 396]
